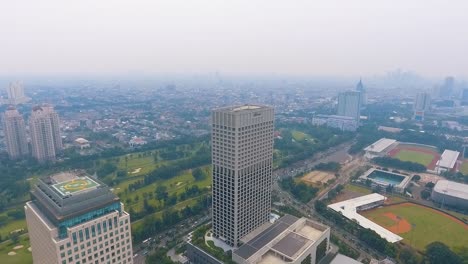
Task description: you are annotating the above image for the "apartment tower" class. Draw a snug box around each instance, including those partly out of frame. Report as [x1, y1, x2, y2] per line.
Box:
[25, 171, 133, 264]
[2, 107, 29, 159]
[5, 81, 31, 105]
[211, 105, 274, 247]
[29, 105, 63, 162]
[337, 90, 361, 122]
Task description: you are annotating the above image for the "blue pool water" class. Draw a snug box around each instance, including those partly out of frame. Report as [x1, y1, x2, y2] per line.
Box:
[368, 170, 405, 186]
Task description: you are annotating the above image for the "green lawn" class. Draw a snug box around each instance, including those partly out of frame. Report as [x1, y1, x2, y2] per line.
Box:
[460, 161, 468, 175]
[291, 130, 313, 142]
[361, 203, 468, 251]
[0, 236, 32, 264]
[394, 150, 434, 166]
[345, 184, 372, 195]
[0, 219, 27, 239]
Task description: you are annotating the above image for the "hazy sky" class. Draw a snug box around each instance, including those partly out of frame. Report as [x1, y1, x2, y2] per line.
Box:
[1, 0, 467, 77]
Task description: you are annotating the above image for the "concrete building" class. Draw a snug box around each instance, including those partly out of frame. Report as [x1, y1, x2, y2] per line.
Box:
[413, 92, 431, 121]
[4, 81, 31, 105]
[337, 91, 361, 122]
[312, 114, 358, 131]
[2, 107, 29, 159]
[435, 149, 460, 174]
[356, 79, 367, 106]
[29, 105, 63, 162]
[233, 215, 331, 264]
[432, 180, 468, 210]
[25, 171, 133, 264]
[363, 138, 398, 159]
[75, 138, 90, 150]
[211, 105, 274, 247]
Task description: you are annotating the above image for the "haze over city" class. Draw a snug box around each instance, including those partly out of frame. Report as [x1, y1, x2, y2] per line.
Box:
[1, 0, 468, 77]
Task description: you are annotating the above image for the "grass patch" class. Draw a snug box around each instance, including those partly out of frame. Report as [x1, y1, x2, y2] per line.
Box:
[394, 150, 434, 166]
[0, 219, 27, 239]
[291, 130, 313, 141]
[460, 161, 468, 175]
[345, 184, 372, 195]
[0, 236, 32, 264]
[361, 203, 468, 251]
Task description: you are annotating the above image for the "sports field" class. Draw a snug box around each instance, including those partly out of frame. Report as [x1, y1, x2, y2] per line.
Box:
[388, 145, 439, 169]
[360, 203, 468, 251]
[460, 160, 468, 175]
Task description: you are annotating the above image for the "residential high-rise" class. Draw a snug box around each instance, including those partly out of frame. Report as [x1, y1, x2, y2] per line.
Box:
[211, 105, 274, 247]
[25, 171, 133, 264]
[413, 92, 431, 121]
[356, 79, 367, 105]
[2, 107, 29, 159]
[5, 81, 31, 105]
[337, 91, 361, 122]
[29, 105, 63, 162]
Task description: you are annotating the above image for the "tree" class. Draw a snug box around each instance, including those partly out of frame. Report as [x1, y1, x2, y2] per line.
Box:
[420, 189, 431, 200]
[425, 242, 461, 264]
[425, 182, 435, 189]
[399, 248, 419, 264]
[192, 168, 206, 181]
[155, 185, 168, 201]
[412, 175, 421, 182]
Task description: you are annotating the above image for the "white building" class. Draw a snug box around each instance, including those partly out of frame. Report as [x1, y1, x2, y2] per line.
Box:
[337, 91, 361, 122]
[328, 193, 403, 243]
[29, 105, 63, 163]
[312, 114, 358, 131]
[436, 150, 460, 174]
[4, 81, 31, 105]
[413, 92, 431, 121]
[432, 180, 468, 209]
[233, 215, 331, 264]
[25, 172, 133, 264]
[75, 138, 91, 149]
[2, 107, 29, 159]
[211, 105, 275, 247]
[364, 138, 398, 159]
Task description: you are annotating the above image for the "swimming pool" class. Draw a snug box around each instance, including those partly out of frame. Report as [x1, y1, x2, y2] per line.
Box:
[367, 170, 405, 186]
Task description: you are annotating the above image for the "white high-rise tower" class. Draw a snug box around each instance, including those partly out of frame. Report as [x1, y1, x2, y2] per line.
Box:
[29, 105, 63, 163]
[2, 107, 29, 159]
[211, 105, 275, 247]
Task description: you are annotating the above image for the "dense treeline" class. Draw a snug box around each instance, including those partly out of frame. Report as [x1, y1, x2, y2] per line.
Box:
[280, 177, 319, 203]
[132, 195, 211, 243]
[314, 162, 341, 172]
[372, 157, 426, 172]
[275, 123, 354, 168]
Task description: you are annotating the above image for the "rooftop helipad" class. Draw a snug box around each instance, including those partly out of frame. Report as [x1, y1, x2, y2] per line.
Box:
[52, 176, 100, 196]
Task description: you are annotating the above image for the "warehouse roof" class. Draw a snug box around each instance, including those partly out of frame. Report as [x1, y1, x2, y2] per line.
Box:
[433, 180, 468, 200]
[364, 138, 397, 153]
[436, 150, 460, 169]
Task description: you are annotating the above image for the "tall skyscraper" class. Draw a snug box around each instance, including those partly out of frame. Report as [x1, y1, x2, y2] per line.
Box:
[356, 79, 367, 105]
[211, 105, 274, 247]
[2, 107, 29, 159]
[5, 81, 31, 105]
[413, 92, 431, 121]
[29, 105, 63, 162]
[25, 171, 133, 264]
[337, 91, 361, 122]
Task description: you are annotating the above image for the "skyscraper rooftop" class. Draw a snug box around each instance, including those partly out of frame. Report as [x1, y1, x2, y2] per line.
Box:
[30, 171, 119, 224]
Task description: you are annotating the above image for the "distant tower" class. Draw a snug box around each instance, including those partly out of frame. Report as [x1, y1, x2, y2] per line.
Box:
[337, 91, 361, 122]
[5, 81, 31, 105]
[2, 107, 29, 159]
[439, 76, 455, 99]
[413, 92, 431, 121]
[29, 105, 63, 162]
[211, 105, 275, 247]
[356, 78, 367, 105]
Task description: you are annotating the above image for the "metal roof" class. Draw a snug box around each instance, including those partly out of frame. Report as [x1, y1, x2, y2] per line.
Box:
[364, 138, 397, 153]
[436, 150, 460, 169]
[433, 180, 468, 200]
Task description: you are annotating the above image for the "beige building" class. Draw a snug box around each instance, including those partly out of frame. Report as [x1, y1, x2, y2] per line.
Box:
[29, 105, 63, 162]
[25, 171, 133, 264]
[211, 105, 275, 247]
[2, 107, 29, 159]
[4, 81, 31, 105]
[233, 215, 331, 264]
